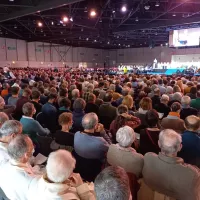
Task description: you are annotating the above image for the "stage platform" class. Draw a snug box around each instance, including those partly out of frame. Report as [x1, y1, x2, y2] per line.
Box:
[140, 68, 200, 76]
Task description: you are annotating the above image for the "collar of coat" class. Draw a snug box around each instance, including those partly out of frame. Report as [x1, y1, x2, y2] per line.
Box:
[158, 153, 184, 164]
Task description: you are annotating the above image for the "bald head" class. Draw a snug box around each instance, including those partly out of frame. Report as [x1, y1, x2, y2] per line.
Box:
[185, 115, 200, 132]
[46, 150, 76, 183]
[82, 112, 98, 130]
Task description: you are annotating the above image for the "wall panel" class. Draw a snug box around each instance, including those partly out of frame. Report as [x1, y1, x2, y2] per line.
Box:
[6, 38, 17, 61]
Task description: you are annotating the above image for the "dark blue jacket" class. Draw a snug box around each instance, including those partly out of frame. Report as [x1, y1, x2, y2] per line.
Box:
[72, 109, 85, 133]
[178, 130, 200, 167]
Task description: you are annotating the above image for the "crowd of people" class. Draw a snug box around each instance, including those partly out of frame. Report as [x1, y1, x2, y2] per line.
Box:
[0, 67, 200, 200]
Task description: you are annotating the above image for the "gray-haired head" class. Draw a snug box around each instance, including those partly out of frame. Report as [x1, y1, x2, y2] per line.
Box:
[122, 88, 129, 96]
[94, 166, 131, 200]
[158, 129, 182, 156]
[46, 150, 76, 183]
[181, 96, 191, 106]
[82, 113, 98, 130]
[109, 84, 116, 91]
[7, 134, 33, 162]
[0, 120, 22, 138]
[116, 126, 135, 148]
[73, 98, 86, 110]
[160, 94, 169, 104]
[0, 112, 9, 128]
[173, 92, 182, 102]
[166, 86, 173, 94]
[22, 102, 35, 116]
[71, 88, 79, 98]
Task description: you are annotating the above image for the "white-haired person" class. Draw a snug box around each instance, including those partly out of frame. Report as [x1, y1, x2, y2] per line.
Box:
[180, 96, 198, 120]
[140, 129, 200, 200]
[0, 134, 39, 200]
[0, 96, 15, 119]
[0, 120, 22, 165]
[28, 150, 95, 200]
[166, 86, 173, 101]
[168, 92, 182, 107]
[70, 89, 80, 110]
[107, 126, 143, 178]
[95, 166, 133, 200]
[154, 94, 171, 118]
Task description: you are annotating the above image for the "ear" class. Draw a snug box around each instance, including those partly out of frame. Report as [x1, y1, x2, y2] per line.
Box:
[178, 144, 182, 152]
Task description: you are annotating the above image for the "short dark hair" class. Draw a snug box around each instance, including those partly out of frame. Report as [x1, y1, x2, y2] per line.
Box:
[59, 88, 68, 97]
[103, 93, 113, 102]
[117, 104, 128, 115]
[11, 86, 19, 95]
[32, 90, 41, 100]
[171, 102, 181, 112]
[145, 109, 159, 127]
[95, 166, 130, 200]
[48, 93, 57, 100]
[190, 87, 197, 94]
[59, 97, 71, 108]
[99, 82, 104, 88]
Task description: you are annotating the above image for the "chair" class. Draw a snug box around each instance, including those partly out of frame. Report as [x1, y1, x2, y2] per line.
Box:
[137, 179, 176, 200]
[72, 150, 102, 182]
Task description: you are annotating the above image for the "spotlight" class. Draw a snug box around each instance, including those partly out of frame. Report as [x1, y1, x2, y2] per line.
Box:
[51, 21, 54, 25]
[121, 6, 127, 12]
[70, 17, 73, 22]
[90, 10, 97, 17]
[37, 22, 43, 27]
[63, 16, 69, 22]
[155, 1, 160, 7]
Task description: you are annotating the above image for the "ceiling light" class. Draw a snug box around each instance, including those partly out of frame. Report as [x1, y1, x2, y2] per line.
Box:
[60, 20, 63, 24]
[161, 44, 163, 46]
[107, 41, 110, 44]
[119, 44, 121, 46]
[112, 10, 115, 13]
[63, 16, 69, 22]
[166, 43, 168, 46]
[14, 25, 17, 29]
[144, 5, 150, 10]
[70, 17, 73, 22]
[9, 0, 14, 1]
[94, 39, 97, 42]
[51, 21, 54, 25]
[86, 38, 89, 41]
[172, 14, 176, 17]
[90, 10, 97, 17]
[155, 1, 160, 7]
[81, 28, 84, 32]
[37, 22, 43, 27]
[121, 6, 127, 12]
[135, 17, 139, 22]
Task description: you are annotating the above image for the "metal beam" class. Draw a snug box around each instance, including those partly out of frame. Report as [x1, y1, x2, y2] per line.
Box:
[114, 16, 200, 33]
[147, 0, 190, 24]
[0, 4, 34, 8]
[16, 19, 37, 36]
[0, 0, 85, 23]
[0, 24, 22, 38]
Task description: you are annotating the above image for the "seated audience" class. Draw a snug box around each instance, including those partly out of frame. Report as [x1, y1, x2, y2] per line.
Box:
[51, 112, 74, 152]
[58, 97, 72, 115]
[42, 93, 58, 132]
[179, 116, 200, 167]
[180, 96, 198, 120]
[74, 113, 109, 160]
[191, 91, 200, 110]
[99, 93, 117, 129]
[168, 92, 182, 107]
[95, 166, 132, 200]
[187, 86, 197, 99]
[85, 93, 99, 115]
[28, 150, 95, 200]
[31, 90, 42, 119]
[134, 97, 152, 131]
[140, 110, 160, 155]
[20, 102, 50, 144]
[107, 126, 143, 178]
[0, 112, 8, 127]
[0, 135, 39, 200]
[14, 88, 32, 120]
[70, 89, 80, 110]
[151, 88, 161, 109]
[161, 102, 186, 133]
[142, 129, 200, 200]
[122, 94, 135, 115]
[7, 86, 19, 106]
[166, 86, 173, 101]
[72, 98, 86, 133]
[0, 120, 22, 165]
[154, 94, 170, 118]
[1, 83, 9, 98]
[0, 97, 15, 120]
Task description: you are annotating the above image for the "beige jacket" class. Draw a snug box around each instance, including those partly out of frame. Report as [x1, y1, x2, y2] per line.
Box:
[107, 144, 144, 178]
[28, 173, 96, 200]
[142, 152, 200, 200]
